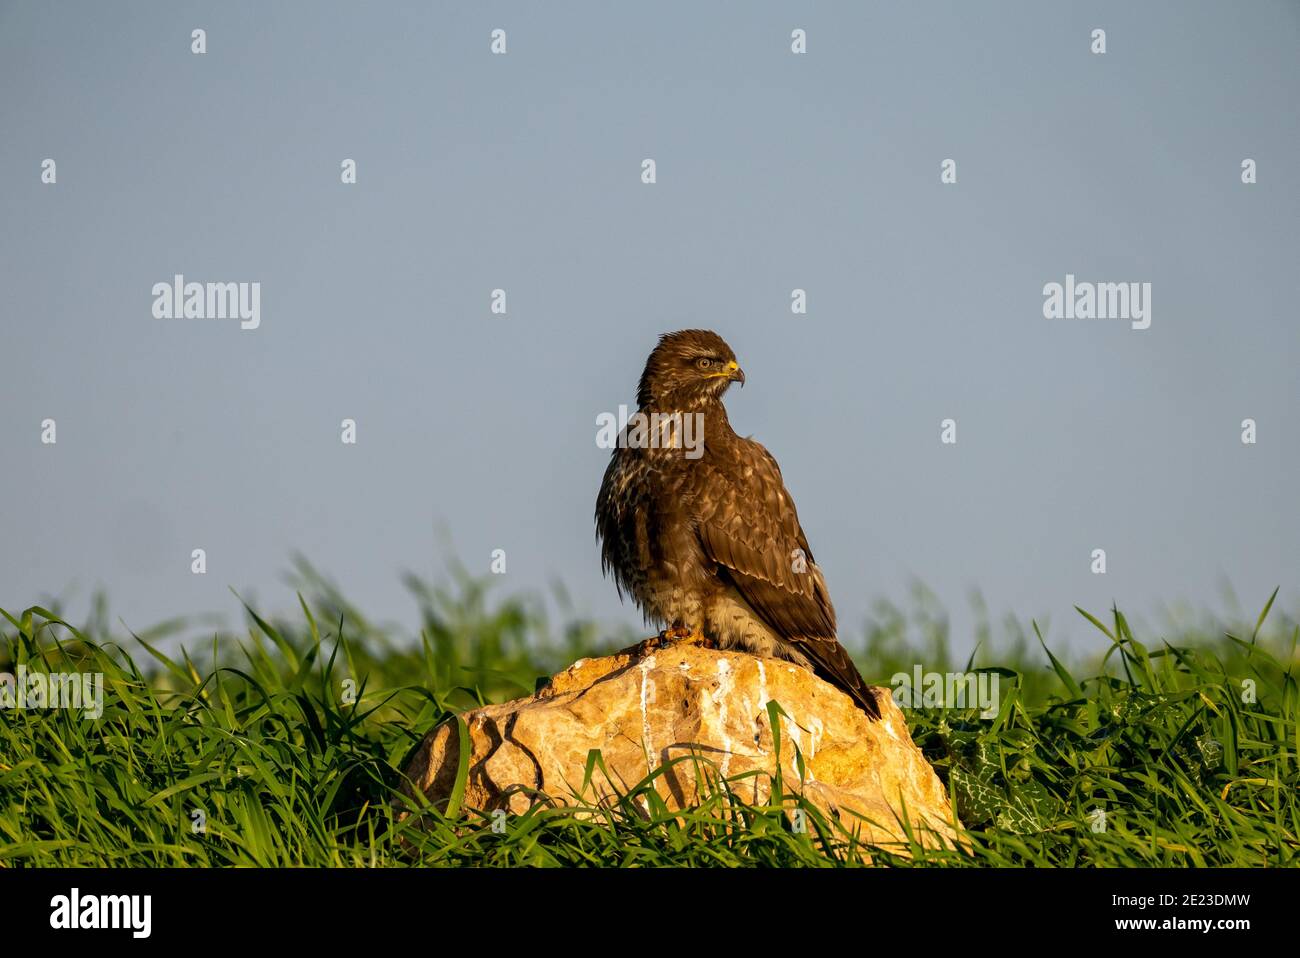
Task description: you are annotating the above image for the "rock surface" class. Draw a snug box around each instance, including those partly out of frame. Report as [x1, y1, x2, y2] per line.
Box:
[400, 640, 961, 850]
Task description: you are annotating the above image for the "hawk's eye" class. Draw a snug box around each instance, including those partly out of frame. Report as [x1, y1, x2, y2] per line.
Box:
[696, 357, 713, 370]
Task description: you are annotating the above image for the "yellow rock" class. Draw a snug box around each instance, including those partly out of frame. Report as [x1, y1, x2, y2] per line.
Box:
[400, 641, 962, 852]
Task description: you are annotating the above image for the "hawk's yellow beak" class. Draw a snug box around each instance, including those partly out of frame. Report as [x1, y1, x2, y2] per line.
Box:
[706, 359, 744, 384]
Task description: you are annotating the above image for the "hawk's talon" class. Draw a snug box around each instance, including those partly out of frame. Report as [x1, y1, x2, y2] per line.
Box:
[686, 629, 717, 650]
[653, 627, 715, 650]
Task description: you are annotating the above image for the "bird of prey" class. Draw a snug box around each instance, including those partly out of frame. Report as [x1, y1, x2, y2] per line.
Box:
[595, 329, 880, 719]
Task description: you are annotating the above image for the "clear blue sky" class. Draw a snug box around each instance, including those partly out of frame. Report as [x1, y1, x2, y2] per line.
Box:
[2, 1, 1297, 656]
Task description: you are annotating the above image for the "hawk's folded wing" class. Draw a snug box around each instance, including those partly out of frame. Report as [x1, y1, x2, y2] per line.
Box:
[695, 438, 880, 718]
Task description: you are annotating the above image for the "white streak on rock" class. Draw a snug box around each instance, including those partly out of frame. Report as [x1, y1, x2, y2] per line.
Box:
[639, 656, 657, 772]
[805, 715, 824, 783]
[752, 660, 769, 802]
[714, 659, 735, 777]
[808, 716, 824, 762]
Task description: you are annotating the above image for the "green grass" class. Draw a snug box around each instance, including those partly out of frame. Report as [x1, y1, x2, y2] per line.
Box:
[1, 566, 1297, 867]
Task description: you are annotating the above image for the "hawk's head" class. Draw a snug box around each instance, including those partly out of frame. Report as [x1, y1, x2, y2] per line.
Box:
[636, 329, 745, 409]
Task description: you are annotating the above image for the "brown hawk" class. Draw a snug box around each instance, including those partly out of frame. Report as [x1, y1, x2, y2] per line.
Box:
[595, 329, 880, 719]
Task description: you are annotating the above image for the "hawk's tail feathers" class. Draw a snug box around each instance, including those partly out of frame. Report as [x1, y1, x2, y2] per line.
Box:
[798, 637, 882, 720]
